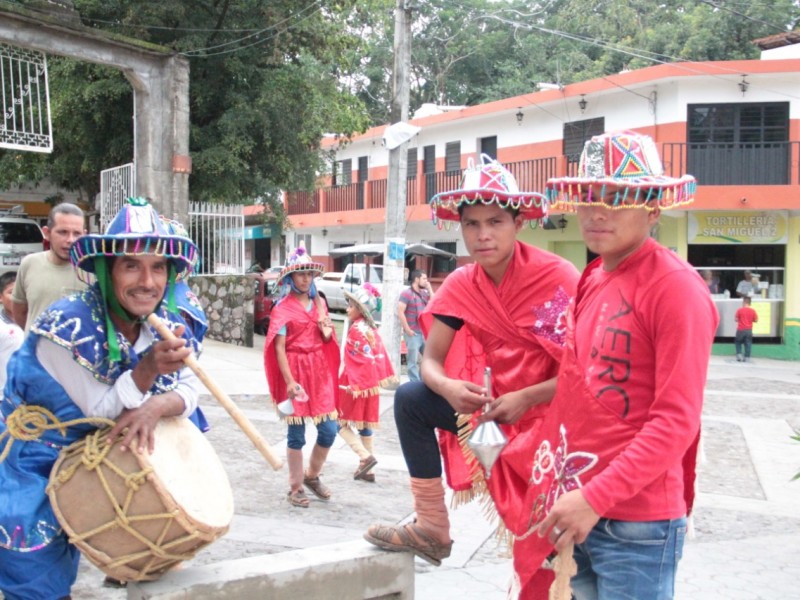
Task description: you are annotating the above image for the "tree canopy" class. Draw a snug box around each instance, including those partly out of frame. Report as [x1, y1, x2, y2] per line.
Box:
[1, 0, 799, 208]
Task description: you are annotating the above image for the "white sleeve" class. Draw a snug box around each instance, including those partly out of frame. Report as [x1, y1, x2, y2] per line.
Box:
[36, 339, 199, 419]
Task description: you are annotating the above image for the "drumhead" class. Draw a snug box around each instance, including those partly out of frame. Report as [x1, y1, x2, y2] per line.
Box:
[148, 417, 234, 528]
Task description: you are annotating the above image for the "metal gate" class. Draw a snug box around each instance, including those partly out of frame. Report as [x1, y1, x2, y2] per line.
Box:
[0, 43, 52, 153]
[189, 201, 244, 276]
[99, 163, 135, 231]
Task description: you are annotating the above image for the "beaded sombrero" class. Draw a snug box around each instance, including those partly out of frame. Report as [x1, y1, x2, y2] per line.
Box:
[545, 131, 696, 211]
[279, 242, 325, 282]
[430, 154, 547, 224]
[70, 197, 198, 283]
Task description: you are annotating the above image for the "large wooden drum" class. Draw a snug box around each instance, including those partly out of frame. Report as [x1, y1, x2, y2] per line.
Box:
[47, 417, 234, 582]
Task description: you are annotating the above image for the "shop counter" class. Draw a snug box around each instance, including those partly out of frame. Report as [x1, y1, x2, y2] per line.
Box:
[712, 298, 782, 337]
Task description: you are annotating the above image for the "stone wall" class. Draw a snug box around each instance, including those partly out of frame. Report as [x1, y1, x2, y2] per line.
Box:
[189, 275, 254, 347]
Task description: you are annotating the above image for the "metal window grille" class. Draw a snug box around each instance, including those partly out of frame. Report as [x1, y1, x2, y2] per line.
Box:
[0, 43, 52, 153]
[189, 202, 244, 276]
[99, 163, 136, 231]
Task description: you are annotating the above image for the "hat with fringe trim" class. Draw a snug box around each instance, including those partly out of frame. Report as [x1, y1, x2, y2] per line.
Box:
[430, 154, 548, 224]
[279, 241, 325, 282]
[344, 283, 381, 329]
[70, 197, 198, 283]
[545, 131, 696, 211]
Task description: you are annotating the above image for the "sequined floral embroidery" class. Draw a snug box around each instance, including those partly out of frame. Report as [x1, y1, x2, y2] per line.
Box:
[530, 286, 571, 346]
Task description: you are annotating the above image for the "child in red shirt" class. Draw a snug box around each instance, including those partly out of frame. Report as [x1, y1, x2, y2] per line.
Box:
[735, 296, 758, 362]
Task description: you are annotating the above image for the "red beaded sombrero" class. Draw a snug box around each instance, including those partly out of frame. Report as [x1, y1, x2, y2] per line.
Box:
[545, 131, 696, 211]
[430, 154, 548, 224]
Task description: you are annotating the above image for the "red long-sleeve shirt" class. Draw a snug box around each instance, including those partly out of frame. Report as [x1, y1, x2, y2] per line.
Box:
[575, 238, 719, 520]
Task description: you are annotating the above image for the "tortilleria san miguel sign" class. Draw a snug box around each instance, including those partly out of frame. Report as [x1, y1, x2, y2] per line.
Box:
[688, 211, 788, 244]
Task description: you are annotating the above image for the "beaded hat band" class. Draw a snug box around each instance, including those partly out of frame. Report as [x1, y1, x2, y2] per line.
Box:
[279, 243, 325, 282]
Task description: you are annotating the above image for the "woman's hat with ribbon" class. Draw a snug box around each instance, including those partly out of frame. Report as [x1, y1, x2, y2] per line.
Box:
[70, 197, 198, 283]
[344, 283, 381, 329]
[545, 131, 696, 211]
[429, 154, 548, 225]
[278, 241, 325, 282]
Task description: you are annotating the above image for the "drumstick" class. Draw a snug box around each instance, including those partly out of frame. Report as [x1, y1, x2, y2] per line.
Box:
[548, 541, 577, 600]
[146, 313, 284, 471]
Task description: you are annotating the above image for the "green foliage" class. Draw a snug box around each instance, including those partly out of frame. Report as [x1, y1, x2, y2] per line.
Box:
[793, 428, 800, 481]
[1, 0, 373, 207]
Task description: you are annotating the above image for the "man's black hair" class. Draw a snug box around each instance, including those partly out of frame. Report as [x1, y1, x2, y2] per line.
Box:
[410, 269, 424, 284]
[0, 271, 16, 292]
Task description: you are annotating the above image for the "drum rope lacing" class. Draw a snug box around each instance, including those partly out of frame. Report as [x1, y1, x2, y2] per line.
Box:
[0, 404, 114, 464]
[50, 427, 204, 577]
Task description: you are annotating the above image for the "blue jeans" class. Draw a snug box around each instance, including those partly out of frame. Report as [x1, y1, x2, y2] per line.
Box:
[571, 517, 686, 600]
[286, 418, 338, 450]
[734, 329, 753, 358]
[405, 332, 425, 382]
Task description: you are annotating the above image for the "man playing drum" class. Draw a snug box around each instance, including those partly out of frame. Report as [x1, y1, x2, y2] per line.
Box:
[0, 197, 202, 600]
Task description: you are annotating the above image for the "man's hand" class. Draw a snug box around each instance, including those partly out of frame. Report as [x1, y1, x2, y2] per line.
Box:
[441, 379, 489, 415]
[537, 489, 601, 552]
[476, 390, 529, 425]
[106, 394, 179, 454]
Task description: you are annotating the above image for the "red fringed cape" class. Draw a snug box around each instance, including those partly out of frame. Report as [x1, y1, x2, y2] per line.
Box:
[338, 317, 397, 428]
[264, 295, 340, 424]
[421, 243, 578, 490]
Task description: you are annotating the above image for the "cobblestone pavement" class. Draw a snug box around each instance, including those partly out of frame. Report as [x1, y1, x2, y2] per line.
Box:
[28, 344, 800, 599]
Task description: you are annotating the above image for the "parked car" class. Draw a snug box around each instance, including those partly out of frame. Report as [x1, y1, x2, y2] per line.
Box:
[0, 212, 45, 272]
[249, 271, 280, 335]
[315, 263, 384, 312]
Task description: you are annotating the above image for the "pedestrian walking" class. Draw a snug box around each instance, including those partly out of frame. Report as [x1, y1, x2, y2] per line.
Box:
[263, 244, 340, 508]
[337, 283, 398, 483]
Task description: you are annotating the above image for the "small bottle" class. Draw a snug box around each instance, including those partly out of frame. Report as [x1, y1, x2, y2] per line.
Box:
[294, 384, 309, 403]
[723, 289, 730, 299]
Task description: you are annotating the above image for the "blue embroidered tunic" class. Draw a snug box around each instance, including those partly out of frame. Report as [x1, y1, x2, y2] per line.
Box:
[0, 285, 198, 594]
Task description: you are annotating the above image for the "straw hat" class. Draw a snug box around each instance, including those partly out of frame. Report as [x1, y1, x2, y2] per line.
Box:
[344, 283, 381, 329]
[279, 241, 325, 282]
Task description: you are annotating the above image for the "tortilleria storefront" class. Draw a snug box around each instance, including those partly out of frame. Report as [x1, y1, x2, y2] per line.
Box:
[687, 211, 787, 343]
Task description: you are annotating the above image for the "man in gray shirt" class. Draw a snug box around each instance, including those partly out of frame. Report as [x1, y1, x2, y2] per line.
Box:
[12, 203, 86, 331]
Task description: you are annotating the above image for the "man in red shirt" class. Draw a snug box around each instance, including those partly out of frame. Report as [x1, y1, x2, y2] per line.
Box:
[735, 296, 758, 362]
[510, 132, 719, 600]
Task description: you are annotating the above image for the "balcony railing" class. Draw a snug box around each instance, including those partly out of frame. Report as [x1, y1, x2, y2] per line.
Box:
[286, 143, 800, 216]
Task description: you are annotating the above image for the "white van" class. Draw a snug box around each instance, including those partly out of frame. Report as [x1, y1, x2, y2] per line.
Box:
[0, 212, 45, 273]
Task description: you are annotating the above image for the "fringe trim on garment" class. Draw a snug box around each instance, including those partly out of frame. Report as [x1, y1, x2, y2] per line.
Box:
[453, 412, 516, 560]
[279, 410, 339, 426]
[348, 385, 382, 399]
[380, 375, 400, 389]
[337, 418, 380, 430]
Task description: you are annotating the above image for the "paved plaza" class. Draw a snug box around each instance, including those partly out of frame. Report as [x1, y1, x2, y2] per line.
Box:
[56, 336, 800, 599]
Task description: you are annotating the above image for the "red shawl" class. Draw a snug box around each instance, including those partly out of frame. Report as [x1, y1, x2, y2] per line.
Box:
[337, 318, 397, 428]
[420, 241, 579, 507]
[264, 295, 340, 423]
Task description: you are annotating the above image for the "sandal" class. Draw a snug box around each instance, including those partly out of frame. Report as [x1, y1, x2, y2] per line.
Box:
[364, 520, 453, 566]
[354, 455, 378, 480]
[303, 475, 332, 500]
[356, 471, 376, 483]
[287, 489, 310, 508]
[102, 576, 127, 589]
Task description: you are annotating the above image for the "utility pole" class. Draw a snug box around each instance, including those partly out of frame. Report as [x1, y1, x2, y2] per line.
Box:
[380, 0, 412, 376]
